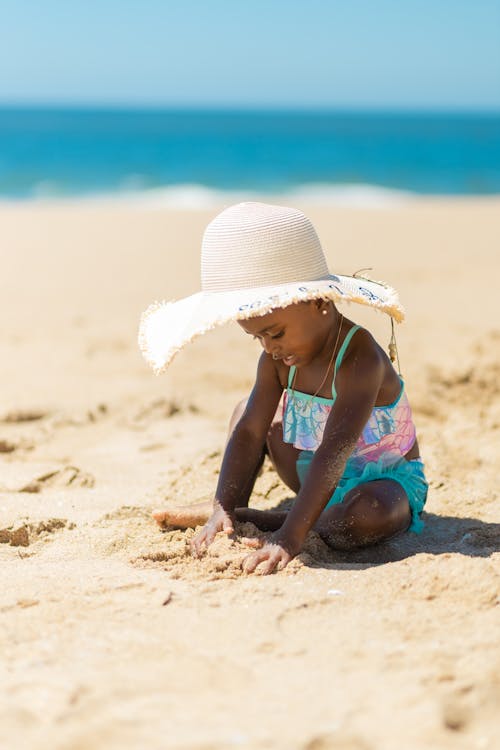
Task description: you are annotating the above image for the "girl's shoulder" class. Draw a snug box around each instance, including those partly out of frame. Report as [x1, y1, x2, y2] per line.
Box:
[336, 323, 401, 403]
[338, 323, 384, 373]
[344, 323, 380, 357]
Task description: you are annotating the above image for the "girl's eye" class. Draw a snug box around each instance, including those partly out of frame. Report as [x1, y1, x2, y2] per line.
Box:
[252, 331, 284, 341]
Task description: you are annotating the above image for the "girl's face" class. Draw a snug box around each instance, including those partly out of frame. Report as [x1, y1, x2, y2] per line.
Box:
[238, 301, 334, 368]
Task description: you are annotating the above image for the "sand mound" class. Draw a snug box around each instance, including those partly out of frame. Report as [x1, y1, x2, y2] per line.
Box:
[0, 517, 75, 547]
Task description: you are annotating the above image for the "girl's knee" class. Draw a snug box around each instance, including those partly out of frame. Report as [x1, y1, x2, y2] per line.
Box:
[343, 481, 409, 525]
[265, 421, 301, 493]
[344, 490, 382, 523]
[333, 492, 382, 541]
[319, 487, 406, 549]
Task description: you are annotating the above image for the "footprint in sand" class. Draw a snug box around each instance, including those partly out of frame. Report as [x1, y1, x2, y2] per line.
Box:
[49, 403, 108, 427]
[1, 409, 47, 424]
[303, 732, 372, 750]
[0, 439, 18, 454]
[21, 465, 95, 493]
[0, 598, 39, 612]
[117, 398, 183, 432]
[0, 437, 34, 453]
[0, 411, 48, 455]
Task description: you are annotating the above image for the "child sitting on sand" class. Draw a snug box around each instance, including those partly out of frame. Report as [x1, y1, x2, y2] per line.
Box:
[140, 202, 428, 575]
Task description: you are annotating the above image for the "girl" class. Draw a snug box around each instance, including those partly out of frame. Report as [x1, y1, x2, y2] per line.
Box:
[140, 202, 428, 575]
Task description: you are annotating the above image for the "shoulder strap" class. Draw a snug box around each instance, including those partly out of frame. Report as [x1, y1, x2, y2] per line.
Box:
[287, 365, 296, 388]
[332, 325, 361, 398]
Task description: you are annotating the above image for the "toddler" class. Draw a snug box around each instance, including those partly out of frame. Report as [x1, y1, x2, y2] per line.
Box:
[140, 202, 428, 574]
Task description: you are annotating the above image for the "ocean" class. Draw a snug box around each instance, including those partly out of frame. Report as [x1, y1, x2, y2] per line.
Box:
[0, 107, 499, 203]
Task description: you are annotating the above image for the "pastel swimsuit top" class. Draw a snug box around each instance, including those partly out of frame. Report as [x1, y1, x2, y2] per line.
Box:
[282, 325, 416, 467]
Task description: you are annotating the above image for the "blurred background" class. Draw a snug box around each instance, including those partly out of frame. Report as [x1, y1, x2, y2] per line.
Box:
[0, 0, 499, 204]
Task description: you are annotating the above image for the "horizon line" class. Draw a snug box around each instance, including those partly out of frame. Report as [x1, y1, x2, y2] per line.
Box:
[1, 100, 499, 115]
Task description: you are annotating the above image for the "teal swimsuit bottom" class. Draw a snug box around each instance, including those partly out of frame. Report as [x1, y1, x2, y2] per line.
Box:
[296, 451, 428, 533]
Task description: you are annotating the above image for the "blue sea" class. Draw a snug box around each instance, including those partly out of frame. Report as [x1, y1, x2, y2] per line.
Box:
[0, 107, 499, 203]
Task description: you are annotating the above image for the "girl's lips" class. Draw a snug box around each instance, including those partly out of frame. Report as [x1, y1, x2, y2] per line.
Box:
[283, 354, 297, 366]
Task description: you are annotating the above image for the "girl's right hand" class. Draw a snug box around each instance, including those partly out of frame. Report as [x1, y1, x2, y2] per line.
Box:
[190, 503, 235, 557]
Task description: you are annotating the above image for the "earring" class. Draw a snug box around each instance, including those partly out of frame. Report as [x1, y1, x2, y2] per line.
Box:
[388, 319, 401, 375]
[322, 309, 328, 316]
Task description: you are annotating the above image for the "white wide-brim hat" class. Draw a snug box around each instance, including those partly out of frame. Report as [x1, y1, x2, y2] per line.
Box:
[139, 202, 404, 373]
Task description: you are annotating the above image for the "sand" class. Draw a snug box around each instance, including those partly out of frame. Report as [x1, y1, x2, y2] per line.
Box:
[0, 197, 499, 750]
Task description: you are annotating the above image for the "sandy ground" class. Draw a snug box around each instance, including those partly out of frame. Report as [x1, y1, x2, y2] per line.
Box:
[0, 197, 499, 750]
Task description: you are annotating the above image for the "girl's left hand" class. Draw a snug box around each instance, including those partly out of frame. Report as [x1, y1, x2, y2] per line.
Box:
[241, 535, 298, 575]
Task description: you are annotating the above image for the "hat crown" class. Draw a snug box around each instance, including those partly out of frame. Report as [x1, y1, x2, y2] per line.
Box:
[201, 202, 329, 292]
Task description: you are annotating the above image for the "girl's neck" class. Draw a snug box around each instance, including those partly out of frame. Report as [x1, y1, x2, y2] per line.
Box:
[309, 310, 345, 370]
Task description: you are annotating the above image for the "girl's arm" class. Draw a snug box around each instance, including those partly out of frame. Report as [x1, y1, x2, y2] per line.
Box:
[215, 350, 283, 512]
[243, 331, 385, 573]
[191, 351, 283, 553]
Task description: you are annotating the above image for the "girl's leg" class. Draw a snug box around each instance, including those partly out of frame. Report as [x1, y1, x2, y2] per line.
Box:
[314, 479, 412, 550]
[232, 416, 301, 530]
[238, 478, 413, 544]
[265, 420, 301, 494]
[154, 397, 297, 529]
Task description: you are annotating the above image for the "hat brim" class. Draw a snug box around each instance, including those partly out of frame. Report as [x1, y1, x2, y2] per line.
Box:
[138, 275, 404, 374]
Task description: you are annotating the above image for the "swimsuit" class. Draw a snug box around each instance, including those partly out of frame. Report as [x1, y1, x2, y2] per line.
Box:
[282, 325, 428, 533]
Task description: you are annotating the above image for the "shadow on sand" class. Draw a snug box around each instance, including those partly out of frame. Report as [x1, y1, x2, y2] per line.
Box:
[304, 511, 500, 568]
[256, 497, 500, 568]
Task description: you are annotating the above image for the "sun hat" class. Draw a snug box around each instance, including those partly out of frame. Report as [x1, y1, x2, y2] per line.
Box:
[139, 201, 404, 373]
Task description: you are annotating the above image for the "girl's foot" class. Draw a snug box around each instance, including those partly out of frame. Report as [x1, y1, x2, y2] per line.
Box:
[152, 500, 212, 529]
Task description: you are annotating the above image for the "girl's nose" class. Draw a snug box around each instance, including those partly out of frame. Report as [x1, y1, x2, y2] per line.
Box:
[260, 335, 274, 356]
[262, 336, 280, 359]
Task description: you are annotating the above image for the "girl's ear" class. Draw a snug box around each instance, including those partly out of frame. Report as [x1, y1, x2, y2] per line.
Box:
[314, 299, 330, 314]
[307, 299, 327, 315]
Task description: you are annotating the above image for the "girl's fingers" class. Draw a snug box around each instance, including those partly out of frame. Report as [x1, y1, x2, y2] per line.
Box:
[205, 526, 219, 547]
[259, 556, 280, 576]
[242, 546, 291, 575]
[205, 529, 217, 547]
[192, 516, 262, 560]
[242, 550, 268, 574]
[242, 549, 280, 574]
[276, 555, 290, 571]
[192, 520, 232, 557]
[191, 527, 211, 556]
[239, 536, 263, 549]
[190, 532, 206, 557]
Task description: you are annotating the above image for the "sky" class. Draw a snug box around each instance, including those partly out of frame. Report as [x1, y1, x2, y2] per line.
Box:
[0, 0, 499, 109]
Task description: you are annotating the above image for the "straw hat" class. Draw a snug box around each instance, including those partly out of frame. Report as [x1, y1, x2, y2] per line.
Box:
[139, 201, 404, 373]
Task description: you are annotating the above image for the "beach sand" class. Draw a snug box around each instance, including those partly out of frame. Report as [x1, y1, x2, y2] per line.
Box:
[0, 197, 499, 750]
